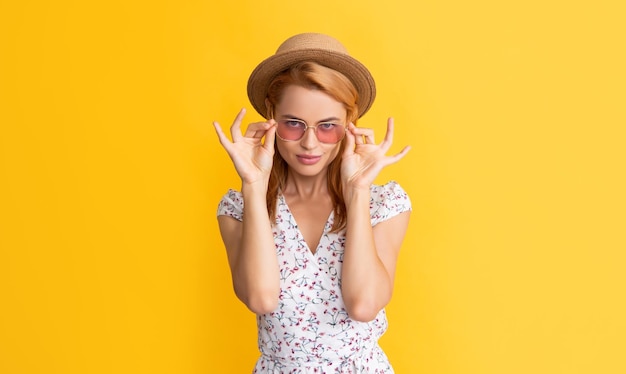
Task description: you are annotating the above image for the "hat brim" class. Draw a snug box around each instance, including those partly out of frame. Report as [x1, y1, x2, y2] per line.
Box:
[247, 49, 376, 119]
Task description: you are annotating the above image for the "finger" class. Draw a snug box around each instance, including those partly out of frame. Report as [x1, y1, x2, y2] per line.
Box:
[213, 121, 232, 147]
[379, 117, 396, 151]
[244, 121, 273, 139]
[351, 127, 376, 144]
[351, 125, 366, 145]
[230, 108, 247, 141]
[384, 145, 411, 166]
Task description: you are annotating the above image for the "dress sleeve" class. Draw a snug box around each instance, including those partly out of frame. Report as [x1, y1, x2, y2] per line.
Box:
[216, 189, 244, 222]
[370, 181, 412, 226]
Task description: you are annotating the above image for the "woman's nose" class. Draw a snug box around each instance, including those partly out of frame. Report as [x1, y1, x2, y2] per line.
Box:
[299, 126, 319, 148]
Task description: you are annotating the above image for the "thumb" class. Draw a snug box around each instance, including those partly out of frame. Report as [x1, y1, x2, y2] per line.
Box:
[263, 120, 277, 152]
[343, 122, 356, 157]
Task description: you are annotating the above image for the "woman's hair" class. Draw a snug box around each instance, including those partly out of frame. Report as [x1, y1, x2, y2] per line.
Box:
[265, 61, 360, 232]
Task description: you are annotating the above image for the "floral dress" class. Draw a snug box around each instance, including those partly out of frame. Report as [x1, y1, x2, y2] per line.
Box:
[217, 181, 411, 373]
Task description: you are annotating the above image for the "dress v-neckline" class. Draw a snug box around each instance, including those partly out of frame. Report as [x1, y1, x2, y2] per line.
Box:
[279, 193, 334, 257]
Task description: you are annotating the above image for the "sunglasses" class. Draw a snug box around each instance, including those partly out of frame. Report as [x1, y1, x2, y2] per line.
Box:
[275, 119, 346, 144]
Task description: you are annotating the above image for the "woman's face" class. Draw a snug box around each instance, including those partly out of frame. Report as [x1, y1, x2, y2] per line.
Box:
[273, 85, 347, 178]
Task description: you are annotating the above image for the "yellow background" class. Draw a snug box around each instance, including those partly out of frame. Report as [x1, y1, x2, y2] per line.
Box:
[1, 0, 625, 373]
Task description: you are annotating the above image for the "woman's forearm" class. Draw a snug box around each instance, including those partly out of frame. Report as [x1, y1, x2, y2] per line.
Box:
[234, 182, 280, 314]
[341, 188, 393, 322]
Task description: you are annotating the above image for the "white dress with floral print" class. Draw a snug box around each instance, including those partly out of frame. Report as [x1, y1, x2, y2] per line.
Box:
[217, 181, 411, 373]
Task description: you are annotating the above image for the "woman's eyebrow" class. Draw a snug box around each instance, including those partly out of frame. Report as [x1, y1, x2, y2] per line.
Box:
[278, 115, 342, 123]
[279, 114, 304, 121]
[317, 117, 342, 123]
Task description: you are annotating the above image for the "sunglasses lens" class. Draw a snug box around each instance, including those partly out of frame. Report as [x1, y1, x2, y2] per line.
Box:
[277, 120, 306, 141]
[316, 124, 345, 144]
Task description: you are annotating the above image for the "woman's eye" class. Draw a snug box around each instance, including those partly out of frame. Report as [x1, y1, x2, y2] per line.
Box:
[318, 123, 337, 131]
[285, 120, 305, 128]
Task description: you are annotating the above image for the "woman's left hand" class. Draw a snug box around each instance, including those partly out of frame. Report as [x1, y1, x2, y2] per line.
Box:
[341, 118, 410, 193]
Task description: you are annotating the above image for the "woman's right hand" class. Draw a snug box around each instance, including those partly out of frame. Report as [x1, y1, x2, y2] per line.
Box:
[213, 108, 277, 186]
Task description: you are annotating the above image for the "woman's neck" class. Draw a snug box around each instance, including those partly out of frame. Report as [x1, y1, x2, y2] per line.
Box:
[282, 171, 329, 199]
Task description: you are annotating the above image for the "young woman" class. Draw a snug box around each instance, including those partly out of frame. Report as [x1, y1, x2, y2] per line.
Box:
[214, 33, 411, 373]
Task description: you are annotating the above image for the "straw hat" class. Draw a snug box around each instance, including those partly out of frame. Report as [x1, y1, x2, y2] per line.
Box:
[247, 33, 376, 119]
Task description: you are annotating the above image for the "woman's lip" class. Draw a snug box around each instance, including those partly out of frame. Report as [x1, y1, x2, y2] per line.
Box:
[296, 155, 322, 165]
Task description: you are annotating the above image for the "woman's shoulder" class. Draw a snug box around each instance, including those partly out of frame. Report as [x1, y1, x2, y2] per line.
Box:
[369, 181, 411, 225]
[216, 189, 244, 221]
[369, 181, 410, 202]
